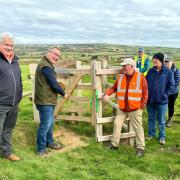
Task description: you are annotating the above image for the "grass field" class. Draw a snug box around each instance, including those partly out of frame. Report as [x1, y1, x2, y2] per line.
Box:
[0, 60, 179, 179]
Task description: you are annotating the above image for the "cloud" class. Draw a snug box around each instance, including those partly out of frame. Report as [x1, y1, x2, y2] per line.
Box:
[0, 0, 180, 47]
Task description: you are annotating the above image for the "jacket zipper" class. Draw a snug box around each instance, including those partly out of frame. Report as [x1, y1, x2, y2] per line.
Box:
[9, 62, 17, 106]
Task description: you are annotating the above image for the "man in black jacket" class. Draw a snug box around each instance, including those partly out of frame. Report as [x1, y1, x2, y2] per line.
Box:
[0, 32, 22, 161]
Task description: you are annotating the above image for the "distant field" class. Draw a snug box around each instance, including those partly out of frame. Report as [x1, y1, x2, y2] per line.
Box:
[175, 61, 180, 68]
[17, 44, 180, 65]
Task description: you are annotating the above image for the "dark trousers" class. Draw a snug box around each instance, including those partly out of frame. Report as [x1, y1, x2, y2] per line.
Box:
[168, 93, 178, 118]
[0, 104, 19, 156]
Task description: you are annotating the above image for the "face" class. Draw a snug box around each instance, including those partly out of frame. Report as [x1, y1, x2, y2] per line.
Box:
[0, 37, 14, 56]
[47, 48, 61, 65]
[123, 64, 133, 75]
[164, 61, 172, 69]
[153, 58, 162, 68]
[138, 51, 144, 58]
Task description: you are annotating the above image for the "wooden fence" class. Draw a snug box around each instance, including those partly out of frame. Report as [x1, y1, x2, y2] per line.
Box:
[27, 60, 135, 146]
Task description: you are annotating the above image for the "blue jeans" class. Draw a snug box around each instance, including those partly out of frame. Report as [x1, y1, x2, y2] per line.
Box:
[36, 105, 55, 152]
[147, 103, 167, 140]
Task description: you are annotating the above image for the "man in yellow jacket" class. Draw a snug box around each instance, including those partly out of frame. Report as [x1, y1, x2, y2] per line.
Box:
[134, 47, 150, 76]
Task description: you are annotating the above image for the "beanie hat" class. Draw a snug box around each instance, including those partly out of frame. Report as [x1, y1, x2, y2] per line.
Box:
[153, 52, 164, 64]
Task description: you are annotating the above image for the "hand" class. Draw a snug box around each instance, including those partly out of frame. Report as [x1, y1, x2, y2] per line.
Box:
[63, 94, 68, 99]
[103, 95, 109, 103]
[99, 93, 105, 99]
[58, 82, 65, 90]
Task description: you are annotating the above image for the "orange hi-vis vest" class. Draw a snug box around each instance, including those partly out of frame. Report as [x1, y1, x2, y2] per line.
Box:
[117, 71, 143, 110]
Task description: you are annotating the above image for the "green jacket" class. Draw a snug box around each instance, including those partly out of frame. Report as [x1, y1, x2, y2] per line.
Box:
[34, 56, 58, 105]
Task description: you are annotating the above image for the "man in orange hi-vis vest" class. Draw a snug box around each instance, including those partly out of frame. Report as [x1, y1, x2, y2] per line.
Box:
[102, 58, 148, 157]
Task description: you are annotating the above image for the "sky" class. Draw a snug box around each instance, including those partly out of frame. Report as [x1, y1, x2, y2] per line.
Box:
[0, 0, 180, 47]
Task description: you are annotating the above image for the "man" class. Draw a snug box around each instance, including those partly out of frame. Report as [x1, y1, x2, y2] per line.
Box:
[103, 58, 148, 157]
[146, 53, 174, 145]
[0, 32, 22, 161]
[134, 47, 150, 76]
[164, 56, 179, 127]
[34, 47, 68, 156]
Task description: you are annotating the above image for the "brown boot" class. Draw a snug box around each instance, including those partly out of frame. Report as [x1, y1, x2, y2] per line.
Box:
[5, 154, 21, 161]
[47, 142, 64, 150]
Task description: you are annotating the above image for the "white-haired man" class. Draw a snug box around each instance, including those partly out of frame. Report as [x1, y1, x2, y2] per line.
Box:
[103, 58, 148, 157]
[0, 32, 22, 161]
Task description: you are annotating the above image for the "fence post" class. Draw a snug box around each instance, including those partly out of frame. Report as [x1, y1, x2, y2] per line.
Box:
[29, 64, 40, 122]
[101, 59, 108, 92]
[91, 60, 103, 140]
[76, 61, 82, 97]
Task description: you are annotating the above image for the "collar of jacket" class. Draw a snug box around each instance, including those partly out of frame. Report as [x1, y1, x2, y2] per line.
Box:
[43, 55, 54, 69]
[152, 65, 167, 72]
[0, 52, 19, 63]
[171, 63, 176, 72]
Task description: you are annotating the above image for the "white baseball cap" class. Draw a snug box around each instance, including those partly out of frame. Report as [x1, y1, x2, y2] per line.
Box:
[120, 58, 135, 66]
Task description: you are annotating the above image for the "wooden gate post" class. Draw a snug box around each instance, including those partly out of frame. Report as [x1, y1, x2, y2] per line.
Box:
[101, 59, 108, 92]
[29, 64, 40, 122]
[91, 60, 103, 141]
[76, 61, 82, 97]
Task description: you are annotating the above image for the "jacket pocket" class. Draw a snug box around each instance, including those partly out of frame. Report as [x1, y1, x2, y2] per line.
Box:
[0, 89, 9, 96]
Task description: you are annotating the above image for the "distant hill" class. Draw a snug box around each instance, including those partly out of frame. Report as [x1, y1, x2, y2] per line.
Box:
[15, 44, 180, 65]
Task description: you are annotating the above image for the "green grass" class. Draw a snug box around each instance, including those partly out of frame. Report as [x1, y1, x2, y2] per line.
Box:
[0, 64, 179, 180]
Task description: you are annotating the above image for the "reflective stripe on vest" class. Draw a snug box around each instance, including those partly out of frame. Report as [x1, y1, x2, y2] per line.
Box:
[134, 54, 148, 76]
[117, 71, 142, 109]
[117, 96, 141, 101]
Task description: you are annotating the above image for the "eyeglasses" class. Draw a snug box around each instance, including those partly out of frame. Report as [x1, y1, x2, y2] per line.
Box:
[49, 50, 61, 60]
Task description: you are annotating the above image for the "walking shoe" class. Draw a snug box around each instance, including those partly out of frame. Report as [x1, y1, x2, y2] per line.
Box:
[136, 148, 144, 157]
[166, 117, 172, 127]
[47, 142, 64, 150]
[159, 139, 165, 145]
[145, 136, 154, 141]
[107, 143, 118, 150]
[5, 154, 21, 161]
[36, 149, 49, 156]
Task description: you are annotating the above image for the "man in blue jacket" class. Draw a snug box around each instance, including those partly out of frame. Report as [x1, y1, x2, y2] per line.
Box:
[146, 52, 174, 145]
[0, 32, 22, 161]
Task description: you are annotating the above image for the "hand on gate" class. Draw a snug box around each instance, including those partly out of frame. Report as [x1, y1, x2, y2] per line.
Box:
[98, 93, 105, 99]
[63, 94, 68, 99]
[103, 95, 109, 103]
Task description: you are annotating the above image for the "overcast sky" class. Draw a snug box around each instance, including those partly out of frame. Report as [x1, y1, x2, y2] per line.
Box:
[1, 0, 180, 47]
